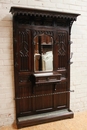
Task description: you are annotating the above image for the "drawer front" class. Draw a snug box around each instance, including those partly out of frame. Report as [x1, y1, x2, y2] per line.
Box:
[36, 75, 61, 82]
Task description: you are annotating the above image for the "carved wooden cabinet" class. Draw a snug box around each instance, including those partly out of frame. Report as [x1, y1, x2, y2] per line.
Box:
[10, 7, 79, 128]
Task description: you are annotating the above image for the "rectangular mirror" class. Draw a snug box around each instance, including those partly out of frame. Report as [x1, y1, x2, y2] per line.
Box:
[34, 34, 53, 72]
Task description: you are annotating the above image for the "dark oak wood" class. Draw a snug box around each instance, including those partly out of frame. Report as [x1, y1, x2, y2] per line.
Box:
[10, 6, 79, 128]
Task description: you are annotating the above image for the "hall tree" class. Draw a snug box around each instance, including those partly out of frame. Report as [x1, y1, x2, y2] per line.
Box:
[10, 7, 79, 128]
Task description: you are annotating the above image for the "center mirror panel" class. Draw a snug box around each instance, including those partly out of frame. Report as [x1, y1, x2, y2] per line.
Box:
[34, 34, 53, 72]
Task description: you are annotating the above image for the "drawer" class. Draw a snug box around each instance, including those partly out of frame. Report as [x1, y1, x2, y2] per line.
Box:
[30, 72, 62, 85]
[36, 75, 61, 82]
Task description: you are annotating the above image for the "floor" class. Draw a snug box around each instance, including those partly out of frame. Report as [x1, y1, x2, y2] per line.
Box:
[0, 111, 87, 130]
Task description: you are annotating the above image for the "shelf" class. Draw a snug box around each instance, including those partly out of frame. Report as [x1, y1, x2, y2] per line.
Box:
[30, 72, 62, 85]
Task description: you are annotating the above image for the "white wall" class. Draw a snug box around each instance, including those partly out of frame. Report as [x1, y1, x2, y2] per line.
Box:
[0, 0, 87, 127]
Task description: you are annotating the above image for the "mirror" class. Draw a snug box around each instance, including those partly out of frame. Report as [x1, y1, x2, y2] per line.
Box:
[34, 34, 53, 71]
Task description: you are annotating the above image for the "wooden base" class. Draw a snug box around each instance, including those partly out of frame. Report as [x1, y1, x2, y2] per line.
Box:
[17, 109, 74, 129]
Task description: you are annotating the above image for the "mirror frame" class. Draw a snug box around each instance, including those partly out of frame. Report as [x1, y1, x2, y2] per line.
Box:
[33, 32, 54, 72]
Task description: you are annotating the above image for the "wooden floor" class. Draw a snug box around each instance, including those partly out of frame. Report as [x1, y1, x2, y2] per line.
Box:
[0, 110, 87, 130]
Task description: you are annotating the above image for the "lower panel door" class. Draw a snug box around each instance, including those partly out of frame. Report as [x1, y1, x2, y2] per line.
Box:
[34, 84, 54, 113]
[16, 84, 33, 117]
[54, 83, 68, 109]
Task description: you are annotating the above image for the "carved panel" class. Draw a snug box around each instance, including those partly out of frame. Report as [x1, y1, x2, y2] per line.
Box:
[56, 31, 68, 69]
[57, 33, 66, 56]
[17, 85, 33, 116]
[54, 83, 67, 108]
[18, 29, 31, 71]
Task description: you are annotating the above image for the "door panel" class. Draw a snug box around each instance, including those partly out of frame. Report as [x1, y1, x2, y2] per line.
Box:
[18, 28, 32, 72]
[34, 84, 53, 112]
[14, 28, 33, 116]
[54, 30, 69, 109]
[54, 30, 68, 70]
[54, 83, 67, 109]
[17, 85, 33, 116]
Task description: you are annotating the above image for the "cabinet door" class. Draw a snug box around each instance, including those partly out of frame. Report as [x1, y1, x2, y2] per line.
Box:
[54, 30, 69, 109]
[17, 84, 33, 116]
[14, 27, 33, 117]
[33, 84, 54, 113]
[54, 83, 68, 109]
[14, 28, 32, 72]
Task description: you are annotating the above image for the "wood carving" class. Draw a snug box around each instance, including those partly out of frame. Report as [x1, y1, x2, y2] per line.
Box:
[10, 6, 80, 128]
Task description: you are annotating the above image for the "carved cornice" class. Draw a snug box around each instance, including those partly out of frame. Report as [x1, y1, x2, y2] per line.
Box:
[10, 6, 80, 21]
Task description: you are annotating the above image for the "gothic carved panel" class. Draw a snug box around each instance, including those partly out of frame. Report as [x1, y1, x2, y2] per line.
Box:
[18, 29, 31, 71]
[56, 32, 67, 56]
[56, 31, 68, 69]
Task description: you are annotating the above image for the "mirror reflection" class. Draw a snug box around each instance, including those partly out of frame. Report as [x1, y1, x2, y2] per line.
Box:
[34, 34, 53, 71]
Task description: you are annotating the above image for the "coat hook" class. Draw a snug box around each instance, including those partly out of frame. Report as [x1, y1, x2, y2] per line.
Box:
[70, 41, 73, 45]
[69, 61, 73, 65]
